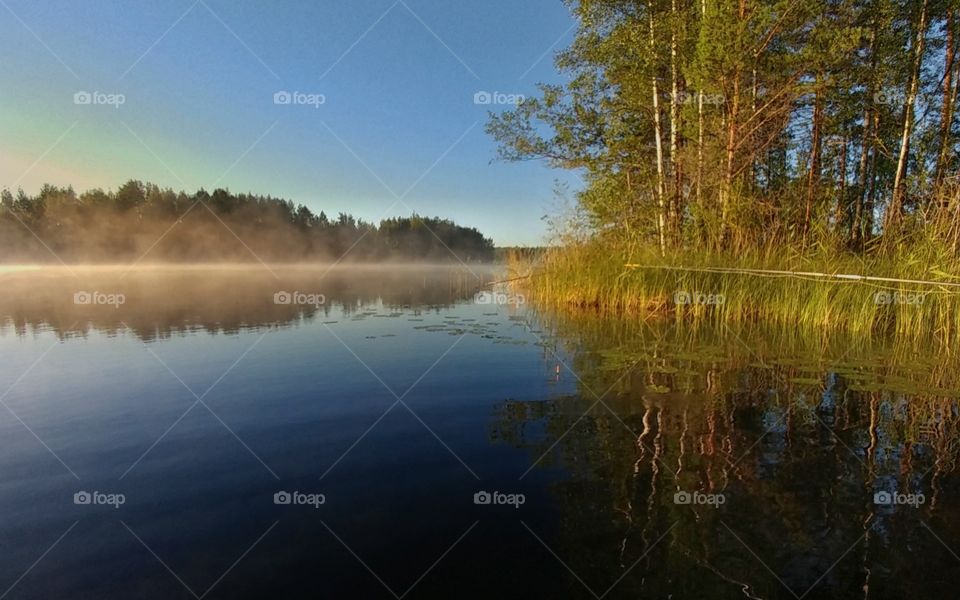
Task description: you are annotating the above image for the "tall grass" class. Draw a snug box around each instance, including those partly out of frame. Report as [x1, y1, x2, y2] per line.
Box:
[513, 240, 960, 344]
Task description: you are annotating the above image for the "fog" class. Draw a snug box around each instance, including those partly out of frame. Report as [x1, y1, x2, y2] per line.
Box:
[0, 264, 499, 340]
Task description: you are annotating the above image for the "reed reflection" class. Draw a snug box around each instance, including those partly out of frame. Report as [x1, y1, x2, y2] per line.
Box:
[496, 311, 960, 598]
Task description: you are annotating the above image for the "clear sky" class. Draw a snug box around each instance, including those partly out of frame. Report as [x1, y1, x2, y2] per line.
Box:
[0, 0, 580, 246]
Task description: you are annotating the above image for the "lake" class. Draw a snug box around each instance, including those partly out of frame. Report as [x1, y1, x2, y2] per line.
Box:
[1, 265, 958, 599]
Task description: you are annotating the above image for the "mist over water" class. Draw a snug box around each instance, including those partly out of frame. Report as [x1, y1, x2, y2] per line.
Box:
[0, 264, 495, 339]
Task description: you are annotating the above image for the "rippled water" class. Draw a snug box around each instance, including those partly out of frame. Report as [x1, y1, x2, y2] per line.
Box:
[1, 266, 958, 599]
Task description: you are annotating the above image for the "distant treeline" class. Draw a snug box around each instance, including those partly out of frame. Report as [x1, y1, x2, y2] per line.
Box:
[0, 181, 495, 263]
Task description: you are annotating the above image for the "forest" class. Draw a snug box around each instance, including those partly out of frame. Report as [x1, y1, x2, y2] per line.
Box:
[489, 0, 960, 255]
[0, 180, 495, 263]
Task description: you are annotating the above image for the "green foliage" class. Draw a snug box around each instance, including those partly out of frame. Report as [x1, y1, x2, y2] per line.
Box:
[488, 0, 960, 253]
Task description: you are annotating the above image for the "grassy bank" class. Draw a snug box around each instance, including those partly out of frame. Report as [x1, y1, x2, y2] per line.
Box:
[512, 242, 960, 343]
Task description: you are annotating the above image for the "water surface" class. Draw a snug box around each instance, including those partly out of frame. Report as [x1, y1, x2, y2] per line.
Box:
[1, 266, 958, 599]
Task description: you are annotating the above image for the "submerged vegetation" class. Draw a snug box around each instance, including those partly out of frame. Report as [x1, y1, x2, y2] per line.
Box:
[490, 0, 960, 332]
[0, 180, 495, 263]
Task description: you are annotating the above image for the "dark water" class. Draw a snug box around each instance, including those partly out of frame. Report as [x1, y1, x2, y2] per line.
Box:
[1, 266, 959, 599]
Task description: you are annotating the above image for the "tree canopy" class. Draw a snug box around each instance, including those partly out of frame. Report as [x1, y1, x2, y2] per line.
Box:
[0, 181, 495, 263]
[488, 0, 960, 254]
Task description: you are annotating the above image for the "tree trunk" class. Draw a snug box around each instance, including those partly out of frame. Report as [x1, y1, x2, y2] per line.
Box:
[695, 0, 706, 222]
[804, 75, 824, 245]
[836, 134, 848, 233]
[854, 105, 872, 245]
[722, 76, 739, 243]
[697, 89, 704, 209]
[888, 0, 928, 233]
[936, 7, 956, 187]
[649, 5, 667, 255]
[853, 24, 878, 246]
[866, 110, 880, 238]
[751, 67, 759, 192]
[720, 0, 747, 246]
[670, 0, 682, 239]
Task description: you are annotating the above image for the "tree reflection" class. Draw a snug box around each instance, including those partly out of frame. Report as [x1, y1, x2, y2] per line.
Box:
[494, 312, 960, 598]
[0, 265, 490, 340]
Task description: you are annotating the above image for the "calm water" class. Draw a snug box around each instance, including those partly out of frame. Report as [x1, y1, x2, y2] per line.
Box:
[1, 266, 959, 599]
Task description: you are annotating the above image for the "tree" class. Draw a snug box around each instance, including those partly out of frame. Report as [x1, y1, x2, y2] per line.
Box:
[486, 0, 960, 255]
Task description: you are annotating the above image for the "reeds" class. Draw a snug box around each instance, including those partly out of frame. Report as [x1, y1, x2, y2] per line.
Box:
[516, 241, 960, 344]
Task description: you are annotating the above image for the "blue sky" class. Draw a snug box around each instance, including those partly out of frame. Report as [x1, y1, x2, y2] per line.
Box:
[0, 0, 580, 246]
